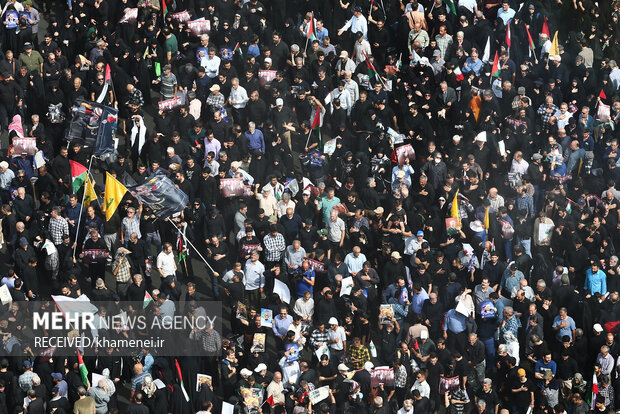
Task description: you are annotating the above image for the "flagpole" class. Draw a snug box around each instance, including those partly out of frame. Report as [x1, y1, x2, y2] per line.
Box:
[73, 154, 96, 259]
[303, 12, 314, 55]
[168, 219, 216, 274]
[304, 128, 313, 150]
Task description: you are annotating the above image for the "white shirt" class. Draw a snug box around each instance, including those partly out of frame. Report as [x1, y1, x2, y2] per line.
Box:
[201, 55, 221, 78]
[156, 251, 176, 276]
[340, 14, 368, 39]
[229, 85, 249, 109]
[610, 67, 620, 91]
[555, 109, 573, 129]
[244, 259, 265, 290]
[411, 380, 430, 398]
[332, 88, 353, 115]
[327, 326, 346, 350]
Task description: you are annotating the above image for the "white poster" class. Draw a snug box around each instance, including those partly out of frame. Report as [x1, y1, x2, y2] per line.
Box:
[273, 279, 291, 304]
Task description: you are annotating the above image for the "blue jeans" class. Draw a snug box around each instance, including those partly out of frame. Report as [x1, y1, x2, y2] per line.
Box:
[482, 337, 496, 368]
[504, 239, 513, 261]
[211, 273, 220, 299]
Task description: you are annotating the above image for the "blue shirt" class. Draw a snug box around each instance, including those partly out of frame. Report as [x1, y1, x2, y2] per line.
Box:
[245, 129, 265, 153]
[443, 309, 467, 333]
[585, 268, 607, 295]
[462, 57, 483, 75]
[272, 314, 293, 337]
[535, 359, 557, 376]
[411, 288, 429, 314]
[500, 268, 525, 296]
[142, 353, 154, 375]
[497, 7, 515, 25]
[296, 268, 315, 297]
[552, 315, 576, 341]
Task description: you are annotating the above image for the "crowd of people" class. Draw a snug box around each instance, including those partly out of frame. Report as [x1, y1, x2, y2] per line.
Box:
[0, 0, 617, 412]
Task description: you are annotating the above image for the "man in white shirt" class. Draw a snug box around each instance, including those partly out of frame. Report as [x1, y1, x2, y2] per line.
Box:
[228, 77, 249, 127]
[244, 251, 265, 308]
[156, 242, 177, 282]
[338, 6, 368, 40]
[327, 317, 347, 363]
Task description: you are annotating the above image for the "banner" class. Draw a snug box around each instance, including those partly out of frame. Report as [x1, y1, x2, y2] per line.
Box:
[304, 257, 325, 273]
[12, 137, 36, 155]
[258, 70, 277, 87]
[171, 10, 191, 23]
[187, 19, 210, 36]
[158, 96, 183, 112]
[220, 178, 245, 197]
[67, 99, 117, 156]
[81, 249, 108, 263]
[127, 171, 188, 219]
[370, 367, 394, 388]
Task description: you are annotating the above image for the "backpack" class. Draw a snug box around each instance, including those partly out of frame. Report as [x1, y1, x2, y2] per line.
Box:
[500, 219, 514, 240]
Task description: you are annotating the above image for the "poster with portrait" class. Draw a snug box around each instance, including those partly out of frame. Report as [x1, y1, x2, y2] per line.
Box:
[379, 304, 394, 325]
[18, 11, 31, 26]
[128, 171, 188, 219]
[479, 300, 497, 319]
[251, 333, 266, 353]
[260, 308, 273, 327]
[285, 343, 300, 363]
[220, 178, 245, 197]
[118, 8, 138, 24]
[12, 137, 37, 155]
[196, 374, 212, 392]
[445, 217, 459, 236]
[370, 367, 394, 388]
[396, 143, 415, 165]
[81, 249, 108, 263]
[304, 257, 325, 273]
[258, 70, 277, 87]
[5, 11, 18, 29]
[236, 302, 248, 320]
[187, 19, 210, 36]
[67, 99, 118, 155]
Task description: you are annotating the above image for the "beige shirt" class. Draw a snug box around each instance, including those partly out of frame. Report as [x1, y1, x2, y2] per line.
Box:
[256, 193, 278, 217]
[266, 380, 285, 406]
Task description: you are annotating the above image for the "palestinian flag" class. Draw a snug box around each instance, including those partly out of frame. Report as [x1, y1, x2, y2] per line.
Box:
[454, 65, 464, 81]
[70, 160, 87, 194]
[77, 351, 89, 387]
[542, 17, 550, 37]
[162, 0, 168, 17]
[177, 233, 186, 263]
[491, 51, 501, 78]
[233, 42, 243, 58]
[175, 359, 190, 402]
[143, 291, 153, 309]
[525, 24, 536, 58]
[444, 0, 456, 14]
[306, 13, 316, 40]
[505, 23, 511, 48]
[311, 106, 323, 147]
[363, 51, 377, 78]
[96, 64, 112, 103]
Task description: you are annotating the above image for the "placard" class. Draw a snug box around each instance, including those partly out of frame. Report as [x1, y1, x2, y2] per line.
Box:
[304, 257, 325, 273]
[395, 143, 415, 165]
[251, 333, 265, 353]
[379, 304, 394, 324]
[12, 137, 36, 155]
[236, 302, 248, 320]
[158, 97, 182, 112]
[119, 8, 138, 24]
[273, 279, 291, 304]
[309, 386, 330, 404]
[220, 178, 245, 197]
[285, 343, 300, 362]
[258, 70, 277, 87]
[196, 374, 212, 391]
[170, 10, 191, 23]
[187, 19, 210, 36]
[260, 308, 273, 327]
[370, 367, 394, 387]
[0, 285, 12, 305]
[81, 249, 108, 263]
[340, 276, 354, 297]
[5, 11, 18, 29]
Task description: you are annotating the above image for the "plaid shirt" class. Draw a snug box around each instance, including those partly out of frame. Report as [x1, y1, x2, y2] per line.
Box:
[347, 345, 370, 370]
[48, 216, 69, 245]
[394, 364, 407, 388]
[263, 233, 285, 262]
[599, 382, 614, 410]
[113, 256, 131, 283]
[122, 215, 141, 240]
[310, 328, 329, 349]
[18, 370, 35, 392]
[537, 103, 559, 128]
[191, 328, 222, 353]
[501, 315, 521, 339]
[206, 92, 225, 111]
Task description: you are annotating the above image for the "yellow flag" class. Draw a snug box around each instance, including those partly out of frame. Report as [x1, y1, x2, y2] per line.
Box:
[484, 206, 490, 230]
[549, 31, 559, 56]
[450, 190, 460, 226]
[83, 176, 97, 208]
[103, 172, 127, 221]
